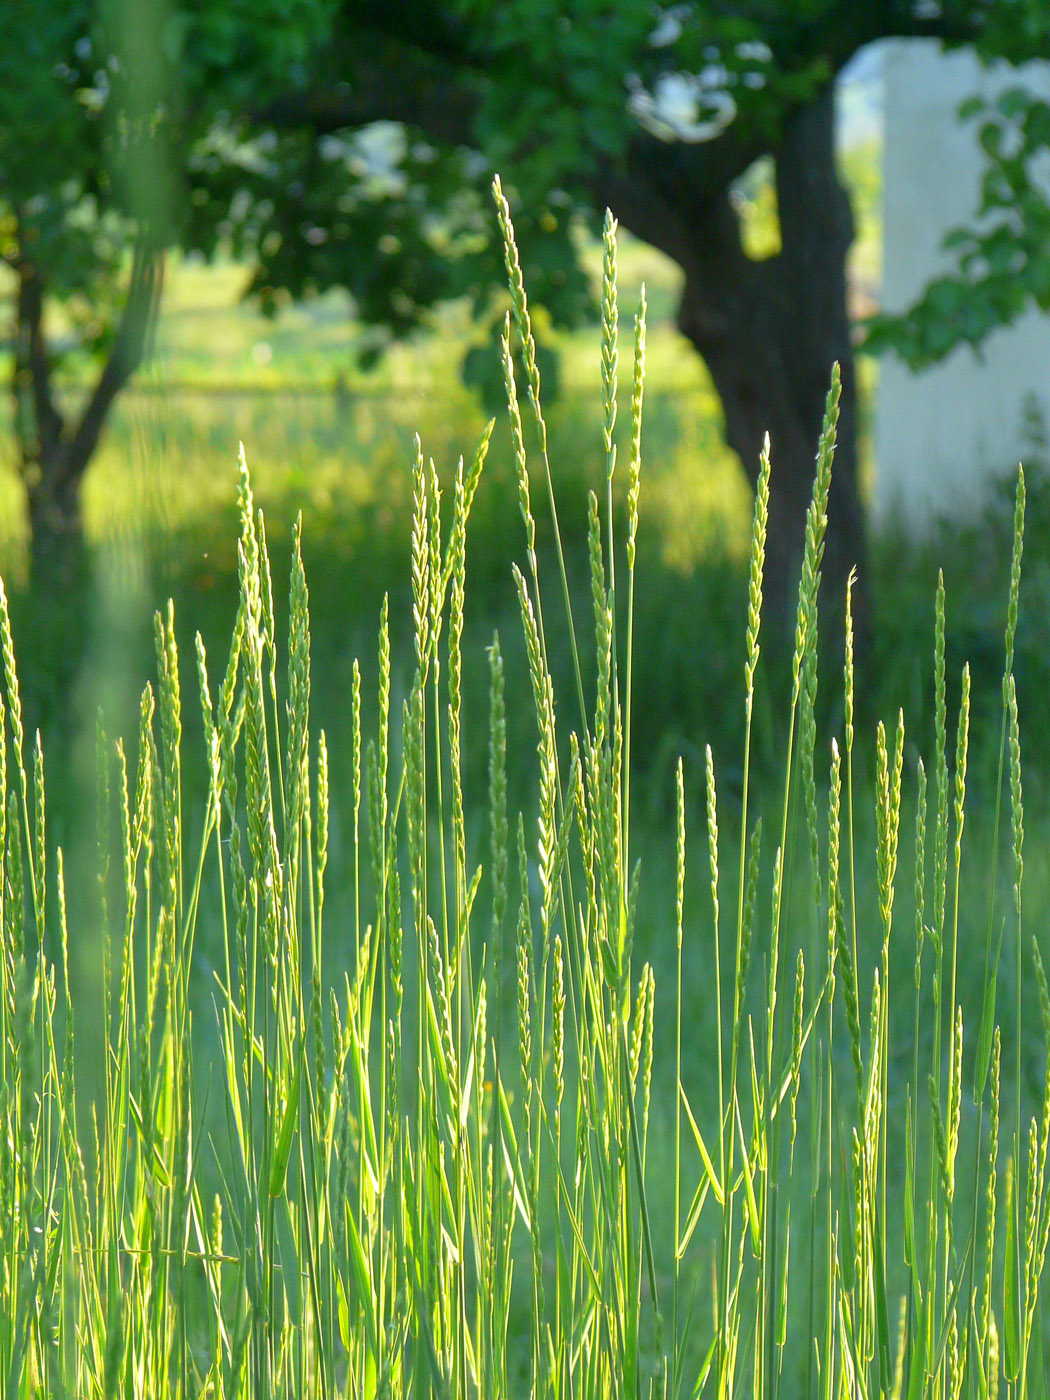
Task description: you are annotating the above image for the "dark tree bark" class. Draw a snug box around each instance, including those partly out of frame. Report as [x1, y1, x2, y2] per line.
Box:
[14, 239, 164, 593]
[604, 87, 865, 656]
[11, 235, 163, 730]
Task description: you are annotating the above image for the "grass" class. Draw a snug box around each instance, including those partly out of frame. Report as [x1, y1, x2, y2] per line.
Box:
[1, 177, 1049, 1399]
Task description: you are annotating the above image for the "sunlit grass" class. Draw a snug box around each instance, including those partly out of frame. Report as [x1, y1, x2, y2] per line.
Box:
[1, 180, 1049, 1400]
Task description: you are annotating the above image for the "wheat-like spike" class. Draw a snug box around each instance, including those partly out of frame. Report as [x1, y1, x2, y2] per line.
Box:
[492, 176, 541, 407]
[1008, 673, 1024, 912]
[933, 570, 948, 949]
[195, 632, 221, 795]
[745, 436, 771, 697]
[552, 933, 565, 1113]
[627, 286, 646, 570]
[316, 730, 329, 915]
[573, 733, 596, 928]
[828, 740, 842, 994]
[286, 515, 312, 872]
[800, 654, 820, 910]
[404, 684, 426, 916]
[705, 744, 720, 942]
[929, 1072, 952, 1206]
[739, 818, 761, 1003]
[954, 666, 970, 875]
[1005, 464, 1025, 680]
[844, 567, 857, 753]
[600, 209, 618, 474]
[865, 970, 883, 1144]
[448, 461, 467, 879]
[876, 722, 892, 933]
[501, 314, 535, 559]
[236, 445, 260, 621]
[949, 1004, 963, 1178]
[914, 758, 927, 991]
[378, 593, 390, 845]
[1030, 1114, 1047, 1299]
[256, 506, 276, 668]
[588, 491, 612, 749]
[154, 602, 182, 911]
[464, 418, 494, 525]
[769, 844, 783, 1028]
[0, 578, 28, 878]
[427, 456, 444, 663]
[836, 874, 864, 1097]
[513, 564, 557, 912]
[31, 734, 45, 943]
[948, 1310, 963, 1400]
[411, 439, 430, 674]
[427, 914, 457, 1082]
[982, 1027, 1001, 1357]
[630, 964, 647, 1089]
[791, 363, 839, 692]
[642, 960, 656, 1140]
[675, 759, 685, 953]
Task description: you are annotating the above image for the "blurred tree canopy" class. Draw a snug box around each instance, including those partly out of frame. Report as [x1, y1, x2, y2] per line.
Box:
[5, 0, 1050, 634]
[0, 0, 337, 590]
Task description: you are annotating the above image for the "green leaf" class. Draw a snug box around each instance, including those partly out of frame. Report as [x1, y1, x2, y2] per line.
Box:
[1004, 1156, 1020, 1381]
[344, 1197, 379, 1362]
[735, 1096, 761, 1258]
[679, 1083, 723, 1206]
[268, 1046, 302, 1198]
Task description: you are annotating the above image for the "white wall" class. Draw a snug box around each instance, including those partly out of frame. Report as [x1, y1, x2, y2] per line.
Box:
[875, 39, 1050, 531]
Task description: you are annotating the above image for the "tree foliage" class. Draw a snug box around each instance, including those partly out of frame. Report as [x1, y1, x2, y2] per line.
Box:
[5, 0, 1050, 611]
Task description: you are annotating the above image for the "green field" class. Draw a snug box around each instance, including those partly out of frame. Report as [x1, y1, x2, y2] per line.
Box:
[4, 148, 1050, 1395]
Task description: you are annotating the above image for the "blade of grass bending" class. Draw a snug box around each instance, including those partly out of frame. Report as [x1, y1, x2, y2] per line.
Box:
[735, 1095, 762, 1258]
[1004, 1155, 1020, 1380]
[678, 1083, 724, 1206]
[268, 1045, 303, 1198]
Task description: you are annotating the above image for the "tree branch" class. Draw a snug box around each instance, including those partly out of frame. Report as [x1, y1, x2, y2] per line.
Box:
[14, 252, 64, 476]
[59, 240, 165, 495]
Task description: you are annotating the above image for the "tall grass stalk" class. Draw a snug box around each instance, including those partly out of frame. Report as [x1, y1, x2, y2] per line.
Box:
[0, 184, 1048, 1398]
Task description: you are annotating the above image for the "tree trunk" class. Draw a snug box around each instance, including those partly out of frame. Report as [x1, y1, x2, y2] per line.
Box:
[11, 237, 163, 735]
[674, 87, 866, 656]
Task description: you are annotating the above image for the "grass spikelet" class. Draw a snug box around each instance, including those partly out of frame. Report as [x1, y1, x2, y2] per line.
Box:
[1005, 465, 1025, 681]
[600, 209, 618, 476]
[0, 578, 24, 781]
[501, 314, 535, 561]
[982, 1027, 1001, 1357]
[914, 758, 927, 991]
[828, 740, 843, 992]
[492, 174, 541, 408]
[746, 436, 771, 699]
[845, 568, 856, 754]
[1008, 673, 1023, 905]
[31, 734, 44, 942]
[411, 439, 430, 674]
[933, 571, 949, 952]
[552, 932, 565, 1114]
[628, 287, 646, 570]
[588, 490, 612, 748]
[954, 665, 971, 872]
[791, 363, 840, 695]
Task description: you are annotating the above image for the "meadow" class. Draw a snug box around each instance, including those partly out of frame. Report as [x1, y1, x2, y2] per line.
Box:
[3, 160, 1050, 1395]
